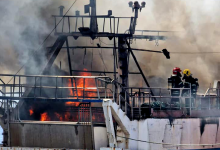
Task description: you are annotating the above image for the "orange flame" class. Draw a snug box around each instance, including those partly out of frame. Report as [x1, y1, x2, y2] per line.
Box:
[64, 112, 71, 121]
[29, 108, 34, 116]
[67, 68, 96, 106]
[55, 112, 63, 121]
[40, 112, 50, 121]
[65, 101, 80, 106]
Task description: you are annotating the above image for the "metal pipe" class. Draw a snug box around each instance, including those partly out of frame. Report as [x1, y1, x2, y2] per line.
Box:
[49, 46, 163, 53]
[72, 70, 140, 74]
[7, 99, 10, 147]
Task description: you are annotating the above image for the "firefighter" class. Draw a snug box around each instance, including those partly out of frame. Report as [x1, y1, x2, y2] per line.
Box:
[168, 67, 183, 103]
[182, 69, 199, 110]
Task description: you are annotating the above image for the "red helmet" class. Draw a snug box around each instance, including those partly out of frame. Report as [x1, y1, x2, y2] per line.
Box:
[173, 67, 181, 75]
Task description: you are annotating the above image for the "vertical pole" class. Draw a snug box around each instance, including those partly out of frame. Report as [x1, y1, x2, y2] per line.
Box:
[90, 103, 95, 150]
[13, 76, 15, 97]
[40, 77, 42, 97]
[95, 78, 100, 99]
[82, 17, 84, 27]
[10, 86, 12, 98]
[55, 77, 58, 99]
[218, 89, 219, 109]
[75, 17, 78, 32]
[132, 96, 134, 120]
[74, 78, 78, 99]
[19, 76, 21, 97]
[105, 82, 107, 99]
[90, 0, 97, 33]
[209, 88, 211, 110]
[34, 77, 36, 99]
[83, 78, 85, 99]
[113, 37, 117, 103]
[190, 85, 192, 115]
[61, 78, 63, 98]
[103, 18, 105, 32]
[125, 92, 127, 115]
[7, 99, 10, 147]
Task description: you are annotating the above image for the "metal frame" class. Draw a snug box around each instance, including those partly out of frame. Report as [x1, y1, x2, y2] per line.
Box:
[0, 74, 113, 101]
[1, 74, 220, 122]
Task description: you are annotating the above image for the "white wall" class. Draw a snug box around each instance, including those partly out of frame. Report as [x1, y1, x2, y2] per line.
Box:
[94, 127, 108, 150]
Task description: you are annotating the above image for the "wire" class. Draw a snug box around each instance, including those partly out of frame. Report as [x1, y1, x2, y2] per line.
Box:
[7, 0, 78, 84]
[98, 39, 108, 71]
[117, 135, 220, 146]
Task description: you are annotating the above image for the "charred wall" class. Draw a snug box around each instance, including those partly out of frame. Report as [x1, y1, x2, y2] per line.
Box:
[10, 122, 93, 149]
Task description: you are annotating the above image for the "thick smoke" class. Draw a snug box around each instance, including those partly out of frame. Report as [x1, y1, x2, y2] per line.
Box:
[1, 0, 220, 93]
[133, 0, 220, 92]
[104, 0, 220, 92]
[0, 0, 54, 82]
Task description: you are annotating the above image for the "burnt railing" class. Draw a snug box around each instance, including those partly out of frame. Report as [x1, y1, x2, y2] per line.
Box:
[0, 74, 113, 101]
[1, 74, 220, 121]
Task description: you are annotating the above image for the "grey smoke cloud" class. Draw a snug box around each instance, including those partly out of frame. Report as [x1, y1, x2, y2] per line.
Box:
[0, 0, 219, 92]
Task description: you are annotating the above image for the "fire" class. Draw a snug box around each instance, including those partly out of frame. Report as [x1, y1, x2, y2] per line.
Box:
[55, 112, 63, 121]
[29, 108, 34, 116]
[92, 114, 96, 120]
[65, 101, 80, 106]
[67, 68, 96, 106]
[40, 112, 50, 121]
[64, 112, 71, 121]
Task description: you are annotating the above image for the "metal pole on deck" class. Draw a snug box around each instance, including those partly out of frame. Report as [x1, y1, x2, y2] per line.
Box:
[90, 0, 98, 33]
[7, 99, 10, 147]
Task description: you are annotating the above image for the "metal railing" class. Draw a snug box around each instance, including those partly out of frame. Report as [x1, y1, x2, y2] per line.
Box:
[52, 15, 134, 36]
[116, 86, 193, 119]
[197, 88, 220, 110]
[1, 74, 220, 120]
[0, 74, 114, 101]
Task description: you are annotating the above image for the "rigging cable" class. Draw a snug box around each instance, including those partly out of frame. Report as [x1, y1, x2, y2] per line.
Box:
[98, 38, 108, 71]
[116, 135, 220, 146]
[7, 0, 78, 84]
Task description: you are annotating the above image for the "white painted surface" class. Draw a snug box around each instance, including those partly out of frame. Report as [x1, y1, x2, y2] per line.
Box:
[214, 119, 220, 149]
[138, 120, 150, 150]
[180, 119, 201, 149]
[94, 127, 108, 150]
[102, 100, 220, 150]
[200, 124, 217, 149]
[103, 100, 117, 147]
[163, 124, 182, 149]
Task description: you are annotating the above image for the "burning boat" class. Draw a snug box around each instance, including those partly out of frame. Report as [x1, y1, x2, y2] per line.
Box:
[0, 0, 220, 150]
